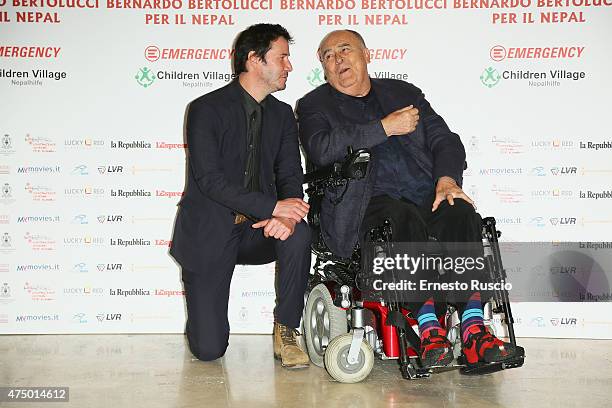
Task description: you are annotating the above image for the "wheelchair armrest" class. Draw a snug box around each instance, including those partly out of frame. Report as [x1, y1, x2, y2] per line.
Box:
[303, 147, 371, 185]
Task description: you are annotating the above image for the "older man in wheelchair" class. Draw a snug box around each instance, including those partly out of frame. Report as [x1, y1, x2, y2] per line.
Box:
[295, 29, 525, 383]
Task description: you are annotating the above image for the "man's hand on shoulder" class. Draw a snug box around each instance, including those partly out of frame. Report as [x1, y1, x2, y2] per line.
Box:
[432, 176, 475, 212]
[381, 105, 420, 137]
[252, 217, 297, 241]
[272, 198, 309, 223]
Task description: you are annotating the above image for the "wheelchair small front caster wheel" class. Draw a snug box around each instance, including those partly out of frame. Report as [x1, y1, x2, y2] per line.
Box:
[324, 333, 374, 383]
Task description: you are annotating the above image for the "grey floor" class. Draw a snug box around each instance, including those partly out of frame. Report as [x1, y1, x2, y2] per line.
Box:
[1, 334, 611, 408]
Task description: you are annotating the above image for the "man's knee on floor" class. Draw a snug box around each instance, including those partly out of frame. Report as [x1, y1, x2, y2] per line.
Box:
[190, 342, 228, 361]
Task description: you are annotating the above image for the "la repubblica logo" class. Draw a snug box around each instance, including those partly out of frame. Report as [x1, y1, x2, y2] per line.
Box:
[480, 67, 501, 88]
[306, 67, 325, 87]
[135, 67, 155, 88]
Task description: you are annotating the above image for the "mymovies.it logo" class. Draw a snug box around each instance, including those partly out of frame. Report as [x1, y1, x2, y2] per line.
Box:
[16, 263, 60, 272]
[15, 313, 60, 323]
[478, 167, 523, 176]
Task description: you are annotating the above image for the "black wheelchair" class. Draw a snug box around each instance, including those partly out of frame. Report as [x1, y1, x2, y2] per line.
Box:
[300, 147, 525, 383]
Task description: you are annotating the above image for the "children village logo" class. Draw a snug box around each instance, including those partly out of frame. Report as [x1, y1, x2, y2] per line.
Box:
[480, 67, 501, 88]
[306, 67, 325, 87]
[135, 67, 155, 88]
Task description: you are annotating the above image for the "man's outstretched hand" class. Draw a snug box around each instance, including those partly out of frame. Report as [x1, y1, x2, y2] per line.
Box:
[432, 176, 475, 212]
[252, 217, 297, 241]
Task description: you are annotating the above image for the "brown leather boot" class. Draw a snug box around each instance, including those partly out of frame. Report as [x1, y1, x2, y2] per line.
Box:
[273, 322, 310, 369]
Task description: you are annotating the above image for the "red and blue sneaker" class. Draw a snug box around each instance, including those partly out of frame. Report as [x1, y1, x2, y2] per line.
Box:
[462, 325, 517, 365]
[420, 328, 454, 368]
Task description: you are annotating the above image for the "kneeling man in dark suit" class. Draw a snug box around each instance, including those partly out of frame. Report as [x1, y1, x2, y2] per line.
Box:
[171, 24, 311, 368]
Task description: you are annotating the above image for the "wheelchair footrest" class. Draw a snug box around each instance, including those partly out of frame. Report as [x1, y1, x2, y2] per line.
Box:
[400, 360, 431, 380]
[458, 345, 525, 375]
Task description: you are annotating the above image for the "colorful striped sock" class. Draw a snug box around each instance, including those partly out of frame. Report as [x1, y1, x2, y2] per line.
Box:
[417, 297, 442, 339]
[461, 292, 485, 344]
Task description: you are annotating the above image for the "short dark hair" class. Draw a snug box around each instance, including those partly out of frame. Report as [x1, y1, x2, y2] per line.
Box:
[233, 24, 293, 75]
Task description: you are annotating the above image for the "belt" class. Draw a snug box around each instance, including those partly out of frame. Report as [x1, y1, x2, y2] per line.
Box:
[234, 213, 248, 225]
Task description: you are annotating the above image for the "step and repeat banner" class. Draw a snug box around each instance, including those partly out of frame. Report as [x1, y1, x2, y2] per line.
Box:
[1, 2, 611, 337]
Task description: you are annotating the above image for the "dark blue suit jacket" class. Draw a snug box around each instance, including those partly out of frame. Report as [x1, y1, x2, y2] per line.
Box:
[171, 80, 304, 272]
[296, 78, 465, 258]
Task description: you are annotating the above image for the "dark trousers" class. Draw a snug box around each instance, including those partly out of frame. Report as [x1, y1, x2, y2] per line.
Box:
[361, 194, 485, 317]
[182, 221, 311, 361]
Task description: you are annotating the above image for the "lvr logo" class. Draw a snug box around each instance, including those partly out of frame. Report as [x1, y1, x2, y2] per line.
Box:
[306, 67, 325, 87]
[480, 67, 501, 88]
[135, 67, 155, 88]
[549, 217, 576, 225]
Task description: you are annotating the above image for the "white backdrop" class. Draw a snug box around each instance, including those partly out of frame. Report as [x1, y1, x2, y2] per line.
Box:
[1, 2, 611, 337]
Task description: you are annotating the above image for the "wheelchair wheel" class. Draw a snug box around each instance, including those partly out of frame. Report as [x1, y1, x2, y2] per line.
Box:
[324, 333, 374, 383]
[304, 283, 348, 367]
